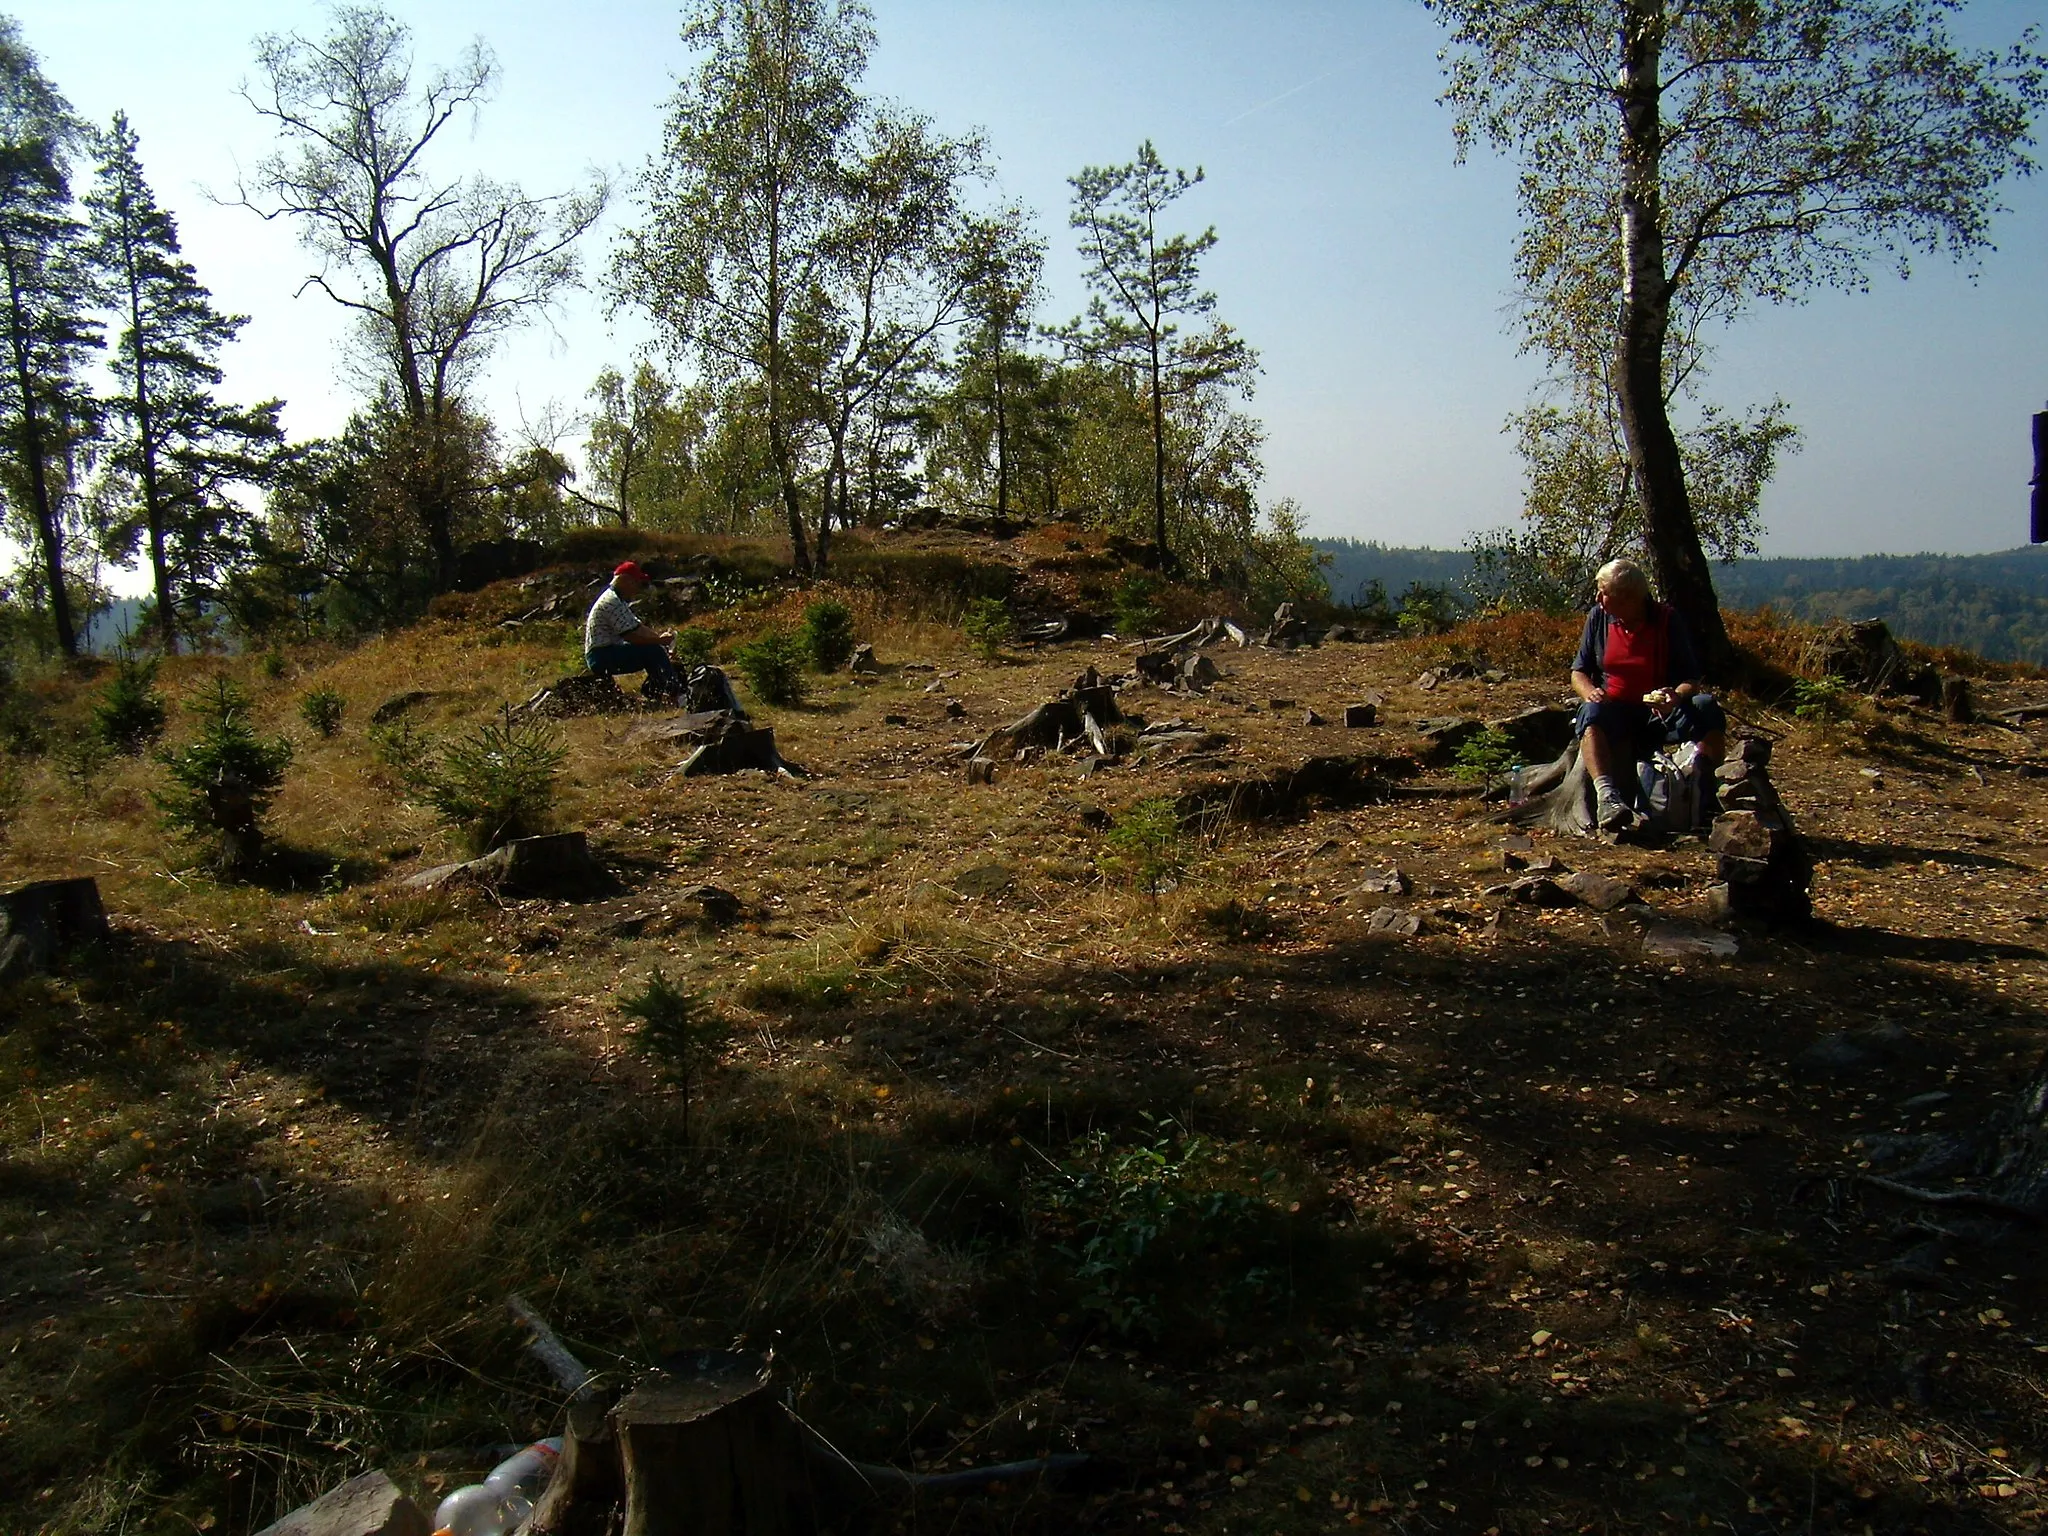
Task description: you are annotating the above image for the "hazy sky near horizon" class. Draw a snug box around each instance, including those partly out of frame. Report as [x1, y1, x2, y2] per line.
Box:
[15, 0, 2048, 564]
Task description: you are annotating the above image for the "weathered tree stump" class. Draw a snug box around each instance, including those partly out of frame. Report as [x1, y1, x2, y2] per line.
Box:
[1941, 674, 1974, 724]
[0, 877, 110, 979]
[614, 1372, 815, 1536]
[530, 1377, 625, 1536]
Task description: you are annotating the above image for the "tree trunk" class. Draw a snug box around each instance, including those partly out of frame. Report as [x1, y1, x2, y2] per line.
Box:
[1147, 331, 1171, 572]
[613, 1375, 815, 1536]
[0, 247, 75, 657]
[124, 265, 177, 655]
[1613, 0, 1732, 679]
[993, 340, 1010, 521]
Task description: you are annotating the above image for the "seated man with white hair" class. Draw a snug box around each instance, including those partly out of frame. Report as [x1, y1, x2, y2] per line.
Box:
[1569, 558, 1726, 833]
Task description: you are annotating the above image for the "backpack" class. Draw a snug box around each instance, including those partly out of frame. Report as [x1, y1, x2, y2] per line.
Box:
[1637, 741, 1709, 835]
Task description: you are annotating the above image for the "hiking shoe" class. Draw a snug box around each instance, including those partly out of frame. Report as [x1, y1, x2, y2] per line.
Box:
[1595, 789, 1634, 833]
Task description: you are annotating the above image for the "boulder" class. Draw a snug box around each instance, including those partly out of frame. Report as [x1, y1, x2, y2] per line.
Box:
[675, 885, 742, 926]
[470, 833, 606, 895]
[253, 1471, 430, 1536]
[1356, 868, 1409, 897]
[1489, 705, 1576, 763]
[1413, 716, 1483, 763]
[849, 643, 880, 676]
[370, 690, 436, 724]
[1343, 702, 1379, 729]
[1708, 811, 1776, 861]
[406, 833, 605, 897]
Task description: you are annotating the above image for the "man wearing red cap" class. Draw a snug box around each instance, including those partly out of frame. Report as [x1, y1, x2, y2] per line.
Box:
[584, 561, 681, 701]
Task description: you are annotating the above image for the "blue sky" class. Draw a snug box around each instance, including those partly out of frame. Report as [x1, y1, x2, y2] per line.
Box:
[17, 0, 2048, 562]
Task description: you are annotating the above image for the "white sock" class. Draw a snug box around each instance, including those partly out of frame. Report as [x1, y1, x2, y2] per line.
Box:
[1595, 775, 1625, 803]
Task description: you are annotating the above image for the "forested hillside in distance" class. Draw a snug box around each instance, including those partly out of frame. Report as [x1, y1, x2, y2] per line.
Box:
[1313, 539, 2048, 664]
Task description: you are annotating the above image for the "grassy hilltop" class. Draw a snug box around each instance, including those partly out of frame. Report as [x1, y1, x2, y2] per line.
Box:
[4, 523, 2048, 1536]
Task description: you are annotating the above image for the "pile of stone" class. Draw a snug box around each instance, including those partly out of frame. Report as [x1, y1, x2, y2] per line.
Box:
[1703, 739, 1812, 924]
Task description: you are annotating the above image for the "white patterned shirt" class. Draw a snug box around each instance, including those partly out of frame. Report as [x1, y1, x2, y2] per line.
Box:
[584, 585, 641, 651]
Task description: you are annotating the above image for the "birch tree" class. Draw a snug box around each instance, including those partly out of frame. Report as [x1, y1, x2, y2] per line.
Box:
[235, 5, 606, 592]
[1425, 0, 2048, 673]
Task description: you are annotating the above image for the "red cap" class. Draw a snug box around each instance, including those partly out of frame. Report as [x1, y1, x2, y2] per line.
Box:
[613, 561, 646, 581]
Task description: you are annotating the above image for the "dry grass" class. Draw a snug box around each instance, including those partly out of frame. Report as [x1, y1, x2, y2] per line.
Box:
[3, 573, 2047, 1535]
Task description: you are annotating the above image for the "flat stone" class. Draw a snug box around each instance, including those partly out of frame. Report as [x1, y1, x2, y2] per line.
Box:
[1367, 905, 1423, 936]
[1302, 708, 1326, 726]
[1642, 921, 1739, 959]
[254, 1471, 430, 1536]
[1415, 671, 1441, 691]
[1504, 876, 1574, 908]
[1709, 811, 1776, 860]
[1557, 870, 1633, 912]
[1356, 868, 1410, 897]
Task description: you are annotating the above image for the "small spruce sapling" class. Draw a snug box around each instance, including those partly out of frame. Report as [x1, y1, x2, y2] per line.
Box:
[1111, 573, 1164, 637]
[1100, 797, 1188, 897]
[299, 686, 345, 737]
[961, 597, 1014, 660]
[154, 677, 295, 872]
[798, 599, 856, 671]
[1450, 725, 1521, 794]
[622, 968, 728, 1143]
[733, 629, 808, 706]
[93, 653, 168, 755]
[411, 707, 566, 854]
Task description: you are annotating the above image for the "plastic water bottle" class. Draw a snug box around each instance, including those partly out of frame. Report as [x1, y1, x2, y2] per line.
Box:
[486, 1439, 562, 1503]
[431, 1482, 519, 1536]
[431, 1440, 561, 1536]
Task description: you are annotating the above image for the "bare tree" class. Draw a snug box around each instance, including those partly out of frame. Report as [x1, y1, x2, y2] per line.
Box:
[232, 5, 606, 590]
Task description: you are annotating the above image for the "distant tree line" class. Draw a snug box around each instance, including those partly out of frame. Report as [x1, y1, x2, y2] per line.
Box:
[0, 0, 1321, 661]
[1317, 539, 2048, 666]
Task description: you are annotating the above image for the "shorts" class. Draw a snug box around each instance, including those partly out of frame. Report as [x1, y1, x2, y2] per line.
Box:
[1574, 691, 1725, 758]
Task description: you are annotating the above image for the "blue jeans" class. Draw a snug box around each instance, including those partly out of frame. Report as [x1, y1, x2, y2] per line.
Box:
[1574, 692, 1725, 759]
[586, 642, 679, 691]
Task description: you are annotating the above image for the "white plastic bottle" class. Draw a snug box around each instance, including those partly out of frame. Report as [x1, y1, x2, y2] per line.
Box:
[485, 1439, 563, 1504]
[431, 1440, 561, 1536]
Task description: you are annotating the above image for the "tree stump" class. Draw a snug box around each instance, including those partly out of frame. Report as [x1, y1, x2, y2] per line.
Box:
[530, 1377, 625, 1536]
[0, 877, 110, 978]
[613, 1373, 816, 1536]
[1941, 674, 1974, 725]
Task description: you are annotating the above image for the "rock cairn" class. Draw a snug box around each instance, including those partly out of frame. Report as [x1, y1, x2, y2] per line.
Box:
[1704, 738, 1811, 924]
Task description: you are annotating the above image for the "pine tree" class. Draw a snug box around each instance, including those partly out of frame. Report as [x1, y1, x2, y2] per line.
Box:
[0, 20, 98, 657]
[86, 112, 284, 653]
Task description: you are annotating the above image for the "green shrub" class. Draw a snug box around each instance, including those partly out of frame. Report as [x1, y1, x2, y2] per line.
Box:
[1451, 725, 1521, 790]
[1030, 1123, 1287, 1339]
[1790, 676, 1850, 721]
[57, 730, 114, 796]
[1111, 573, 1164, 637]
[672, 625, 717, 669]
[1396, 581, 1462, 637]
[260, 650, 289, 680]
[92, 653, 167, 755]
[733, 628, 808, 706]
[368, 715, 432, 784]
[961, 596, 1014, 660]
[154, 678, 294, 872]
[621, 969, 729, 1141]
[299, 686, 345, 738]
[409, 707, 565, 854]
[798, 599, 856, 671]
[1100, 797, 1187, 895]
